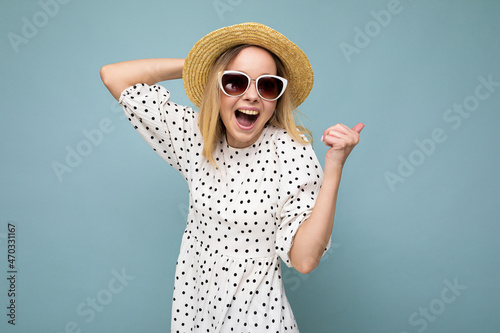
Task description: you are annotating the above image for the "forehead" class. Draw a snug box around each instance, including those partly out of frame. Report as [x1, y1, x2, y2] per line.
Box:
[226, 46, 277, 75]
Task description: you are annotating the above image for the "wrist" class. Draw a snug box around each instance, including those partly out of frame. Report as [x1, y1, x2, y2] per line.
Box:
[324, 160, 344, 175]
[321, 165, 343, 191]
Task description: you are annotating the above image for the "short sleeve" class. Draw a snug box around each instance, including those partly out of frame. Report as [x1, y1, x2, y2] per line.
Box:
[274, 132, 330, 268]
[118, 83, 200, 181]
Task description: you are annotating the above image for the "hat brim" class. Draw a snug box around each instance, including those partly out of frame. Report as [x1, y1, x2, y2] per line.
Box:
[183, 22, 314, 108]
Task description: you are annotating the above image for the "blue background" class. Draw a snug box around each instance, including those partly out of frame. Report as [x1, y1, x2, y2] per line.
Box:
[1, 0, 499, 332]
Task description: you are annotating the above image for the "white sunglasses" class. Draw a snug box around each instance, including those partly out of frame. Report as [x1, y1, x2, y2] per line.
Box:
[219, 70, 288, 101]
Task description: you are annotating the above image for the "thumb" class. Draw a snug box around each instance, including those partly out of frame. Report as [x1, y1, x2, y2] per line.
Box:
[352, 122, 365, 134]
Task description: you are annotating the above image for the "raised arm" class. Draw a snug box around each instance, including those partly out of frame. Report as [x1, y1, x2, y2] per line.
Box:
[100, 58, 185, 100]
[289, 122, 364, 274]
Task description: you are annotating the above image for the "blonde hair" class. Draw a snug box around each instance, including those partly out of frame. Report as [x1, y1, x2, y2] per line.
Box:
[198, 45, 312, 166]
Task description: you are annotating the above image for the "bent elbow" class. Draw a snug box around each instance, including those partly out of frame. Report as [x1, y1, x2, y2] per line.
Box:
[100, 64, 112, 86]
[100, 64, 123, 101]
[293, 258, 319, 275]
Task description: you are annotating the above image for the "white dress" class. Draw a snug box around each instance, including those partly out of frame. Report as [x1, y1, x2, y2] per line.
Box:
[119, 83, 330, 333]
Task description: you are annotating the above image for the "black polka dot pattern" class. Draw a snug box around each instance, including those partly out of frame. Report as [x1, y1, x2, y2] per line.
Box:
[119, 84, 331, 332]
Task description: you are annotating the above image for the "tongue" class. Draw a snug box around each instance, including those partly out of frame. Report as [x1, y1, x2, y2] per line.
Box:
[236, 111, 256, 127]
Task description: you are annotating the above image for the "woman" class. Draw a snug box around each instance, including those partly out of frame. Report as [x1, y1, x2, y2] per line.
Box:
[101, 22, 363, 332]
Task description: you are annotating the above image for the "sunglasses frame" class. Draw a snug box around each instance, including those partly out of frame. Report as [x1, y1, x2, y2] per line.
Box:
[219, 70, 288, 101]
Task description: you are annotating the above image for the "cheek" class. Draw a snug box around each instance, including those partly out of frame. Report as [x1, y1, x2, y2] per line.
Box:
[262, 101, 277, 119]
[220, 93, 233, 110]
[219, 95, 235, 124]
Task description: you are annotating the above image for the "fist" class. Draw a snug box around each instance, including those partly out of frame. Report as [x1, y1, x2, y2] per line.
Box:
[321, 123, 364, 168]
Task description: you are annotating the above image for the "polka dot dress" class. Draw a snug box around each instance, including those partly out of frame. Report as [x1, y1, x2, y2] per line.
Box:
[119, 84, 331, 332]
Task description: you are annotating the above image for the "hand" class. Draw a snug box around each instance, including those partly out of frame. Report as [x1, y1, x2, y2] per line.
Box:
[321, 123, 364, 169]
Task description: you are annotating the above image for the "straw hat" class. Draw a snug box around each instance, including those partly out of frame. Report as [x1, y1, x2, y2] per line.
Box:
[183, 22, 314, 108]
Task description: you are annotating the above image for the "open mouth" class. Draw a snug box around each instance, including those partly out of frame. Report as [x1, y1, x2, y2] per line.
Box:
[235, 109, 260, 128]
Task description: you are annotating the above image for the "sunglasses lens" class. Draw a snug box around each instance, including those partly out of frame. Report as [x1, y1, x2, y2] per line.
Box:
[258, 77, 283, 100]
[221, 73, 248, 96]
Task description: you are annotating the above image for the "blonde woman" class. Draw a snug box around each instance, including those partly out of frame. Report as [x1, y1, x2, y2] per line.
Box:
[101, 22, 363, 333]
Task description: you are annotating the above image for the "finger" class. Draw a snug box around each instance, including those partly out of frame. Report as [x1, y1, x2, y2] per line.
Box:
[327, 130, 345, 139]
[323, 135, 336, 147]
[323, 135, 348, 148]
[352, 122, 365, 134]
[322, 123, 364, 141]
[322, 124, 348, 140]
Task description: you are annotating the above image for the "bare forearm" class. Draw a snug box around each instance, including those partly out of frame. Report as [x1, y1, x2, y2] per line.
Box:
[289, 165, 342, 274]
[100, 58, 185, 100]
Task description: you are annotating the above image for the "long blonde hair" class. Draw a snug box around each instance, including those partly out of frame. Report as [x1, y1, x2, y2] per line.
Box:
[198, 45, 311, 166]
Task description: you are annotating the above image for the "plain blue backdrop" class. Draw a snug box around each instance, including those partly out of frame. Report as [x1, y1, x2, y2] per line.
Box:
[1, 0, 499, 332]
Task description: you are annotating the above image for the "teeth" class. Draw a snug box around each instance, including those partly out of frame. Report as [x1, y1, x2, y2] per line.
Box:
[237, 109, 259, 115]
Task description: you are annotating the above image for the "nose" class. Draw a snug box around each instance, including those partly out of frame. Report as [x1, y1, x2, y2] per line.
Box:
[242, 79, 259, 102]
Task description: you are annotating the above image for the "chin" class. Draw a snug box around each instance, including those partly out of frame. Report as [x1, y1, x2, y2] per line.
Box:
[227, 124, 264, 148]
